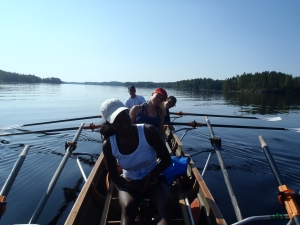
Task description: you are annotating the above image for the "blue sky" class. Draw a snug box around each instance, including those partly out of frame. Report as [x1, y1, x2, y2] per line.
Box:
[1, 1, 299, 83]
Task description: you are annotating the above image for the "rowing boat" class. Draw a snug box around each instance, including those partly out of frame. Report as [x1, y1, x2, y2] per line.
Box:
[65, 126, 227, 225]
[2, 117, 298, 224]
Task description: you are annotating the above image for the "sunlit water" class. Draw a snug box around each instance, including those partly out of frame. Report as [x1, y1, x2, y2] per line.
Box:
[0, 84, 299, 225]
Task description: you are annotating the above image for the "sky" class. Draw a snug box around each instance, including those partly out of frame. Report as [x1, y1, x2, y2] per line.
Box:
[1, 1, 299, 83]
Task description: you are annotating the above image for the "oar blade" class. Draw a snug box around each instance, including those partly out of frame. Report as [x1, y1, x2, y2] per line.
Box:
[259, 116, 282, 122]
[0, 125, 21, 131]
[287, 128, 300, 133]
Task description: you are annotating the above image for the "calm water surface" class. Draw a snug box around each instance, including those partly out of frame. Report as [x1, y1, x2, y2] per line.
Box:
[0, 84, 300, 225]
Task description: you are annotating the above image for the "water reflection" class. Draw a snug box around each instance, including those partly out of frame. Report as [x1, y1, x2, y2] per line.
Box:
[175, 90, 223, 101]
[0, 83, 62, 101]
[2, 84, 299, 115]
[172, 89, 300, 114]
[48, 177, 83, 225]
[223, 92, 300, 114]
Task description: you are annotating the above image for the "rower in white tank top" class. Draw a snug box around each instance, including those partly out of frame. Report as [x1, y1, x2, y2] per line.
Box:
[110, 124, 158, 180]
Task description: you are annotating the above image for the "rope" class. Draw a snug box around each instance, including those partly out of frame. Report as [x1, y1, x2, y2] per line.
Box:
[65, 141, 77, 152]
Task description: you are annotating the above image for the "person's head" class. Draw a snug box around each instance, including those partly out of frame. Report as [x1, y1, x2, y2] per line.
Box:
[150, 87, 168, 106]
[164, 96, 177, 109]
[128, 85, 136, 98]
[100, 98, 131, 137]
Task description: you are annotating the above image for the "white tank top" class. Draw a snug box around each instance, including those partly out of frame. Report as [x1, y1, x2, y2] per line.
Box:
[110, 124, 158, 180]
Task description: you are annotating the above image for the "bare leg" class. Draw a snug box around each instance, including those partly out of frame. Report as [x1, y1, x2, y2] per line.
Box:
[118, 188, 141, 225]
[149, 182, 172, 225]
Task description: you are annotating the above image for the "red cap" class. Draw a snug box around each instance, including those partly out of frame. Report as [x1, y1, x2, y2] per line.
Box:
[153, 87, 168, 101]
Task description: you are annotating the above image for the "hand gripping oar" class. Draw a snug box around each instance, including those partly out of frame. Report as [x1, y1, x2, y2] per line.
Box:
[165, 121, 300, 133]
[259, 136, 300, 225]
[0, 115, 102, 131]
[170, 112, 281, 122]
[0, 124, 102, 137]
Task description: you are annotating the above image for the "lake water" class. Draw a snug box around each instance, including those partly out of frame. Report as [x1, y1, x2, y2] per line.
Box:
[0, 83, 300, 225]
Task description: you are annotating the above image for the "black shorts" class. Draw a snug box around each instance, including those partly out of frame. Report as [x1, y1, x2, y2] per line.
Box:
[119, 175, 167, 199]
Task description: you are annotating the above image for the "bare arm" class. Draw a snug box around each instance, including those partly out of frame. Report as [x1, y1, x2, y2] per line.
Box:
[158, 111, 165, 141]
[102, 139, 128, 187]
[129, 105, 139, 124]
[143, 124, 172, 181]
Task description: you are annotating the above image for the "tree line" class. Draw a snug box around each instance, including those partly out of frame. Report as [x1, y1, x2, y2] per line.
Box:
[124, 78, 223, 91]
[222, 71, 300, 93]
[1, 69, 299, 93]
[0, 70, 62, 84]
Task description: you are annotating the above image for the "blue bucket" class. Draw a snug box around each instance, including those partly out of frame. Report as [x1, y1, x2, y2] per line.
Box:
[163, 156, 190, 186]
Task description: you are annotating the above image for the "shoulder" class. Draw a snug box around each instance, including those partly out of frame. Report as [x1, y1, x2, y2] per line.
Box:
[138, 95, 146, 101]
[125, 97, 131, 102]
[144, 124, 159, 136]
[131, 105, 140, 113]
[157, 104, 165, 116]
[143, 124, 161, 145]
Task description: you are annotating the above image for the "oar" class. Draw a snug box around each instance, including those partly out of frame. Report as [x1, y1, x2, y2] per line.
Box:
[165, 121, 300, 133]
[0, 116, 102, 131]
[170, 112, 281, 122]
[0, 145, 30, 219]
[259, 136, 300, 225]
[2, 121, 299, 137]
[0, 124, 101, 137]
[29, 124, 84, 224]
[206, 116, 243, 221]
[0, 111, 281, 132]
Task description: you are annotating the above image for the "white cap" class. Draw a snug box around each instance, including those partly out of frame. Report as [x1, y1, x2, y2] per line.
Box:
[100, 98, 128, 123]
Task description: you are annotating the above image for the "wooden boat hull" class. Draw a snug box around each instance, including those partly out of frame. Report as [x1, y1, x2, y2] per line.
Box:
[65, 128, 227, 225]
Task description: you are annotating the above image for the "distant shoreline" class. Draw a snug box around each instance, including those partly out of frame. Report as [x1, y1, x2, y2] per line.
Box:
[1, 69, 299, 93]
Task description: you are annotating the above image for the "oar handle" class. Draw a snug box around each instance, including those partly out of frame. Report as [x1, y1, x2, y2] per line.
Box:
[259, 135, 267, 148]
[258, 136, 285, 185]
